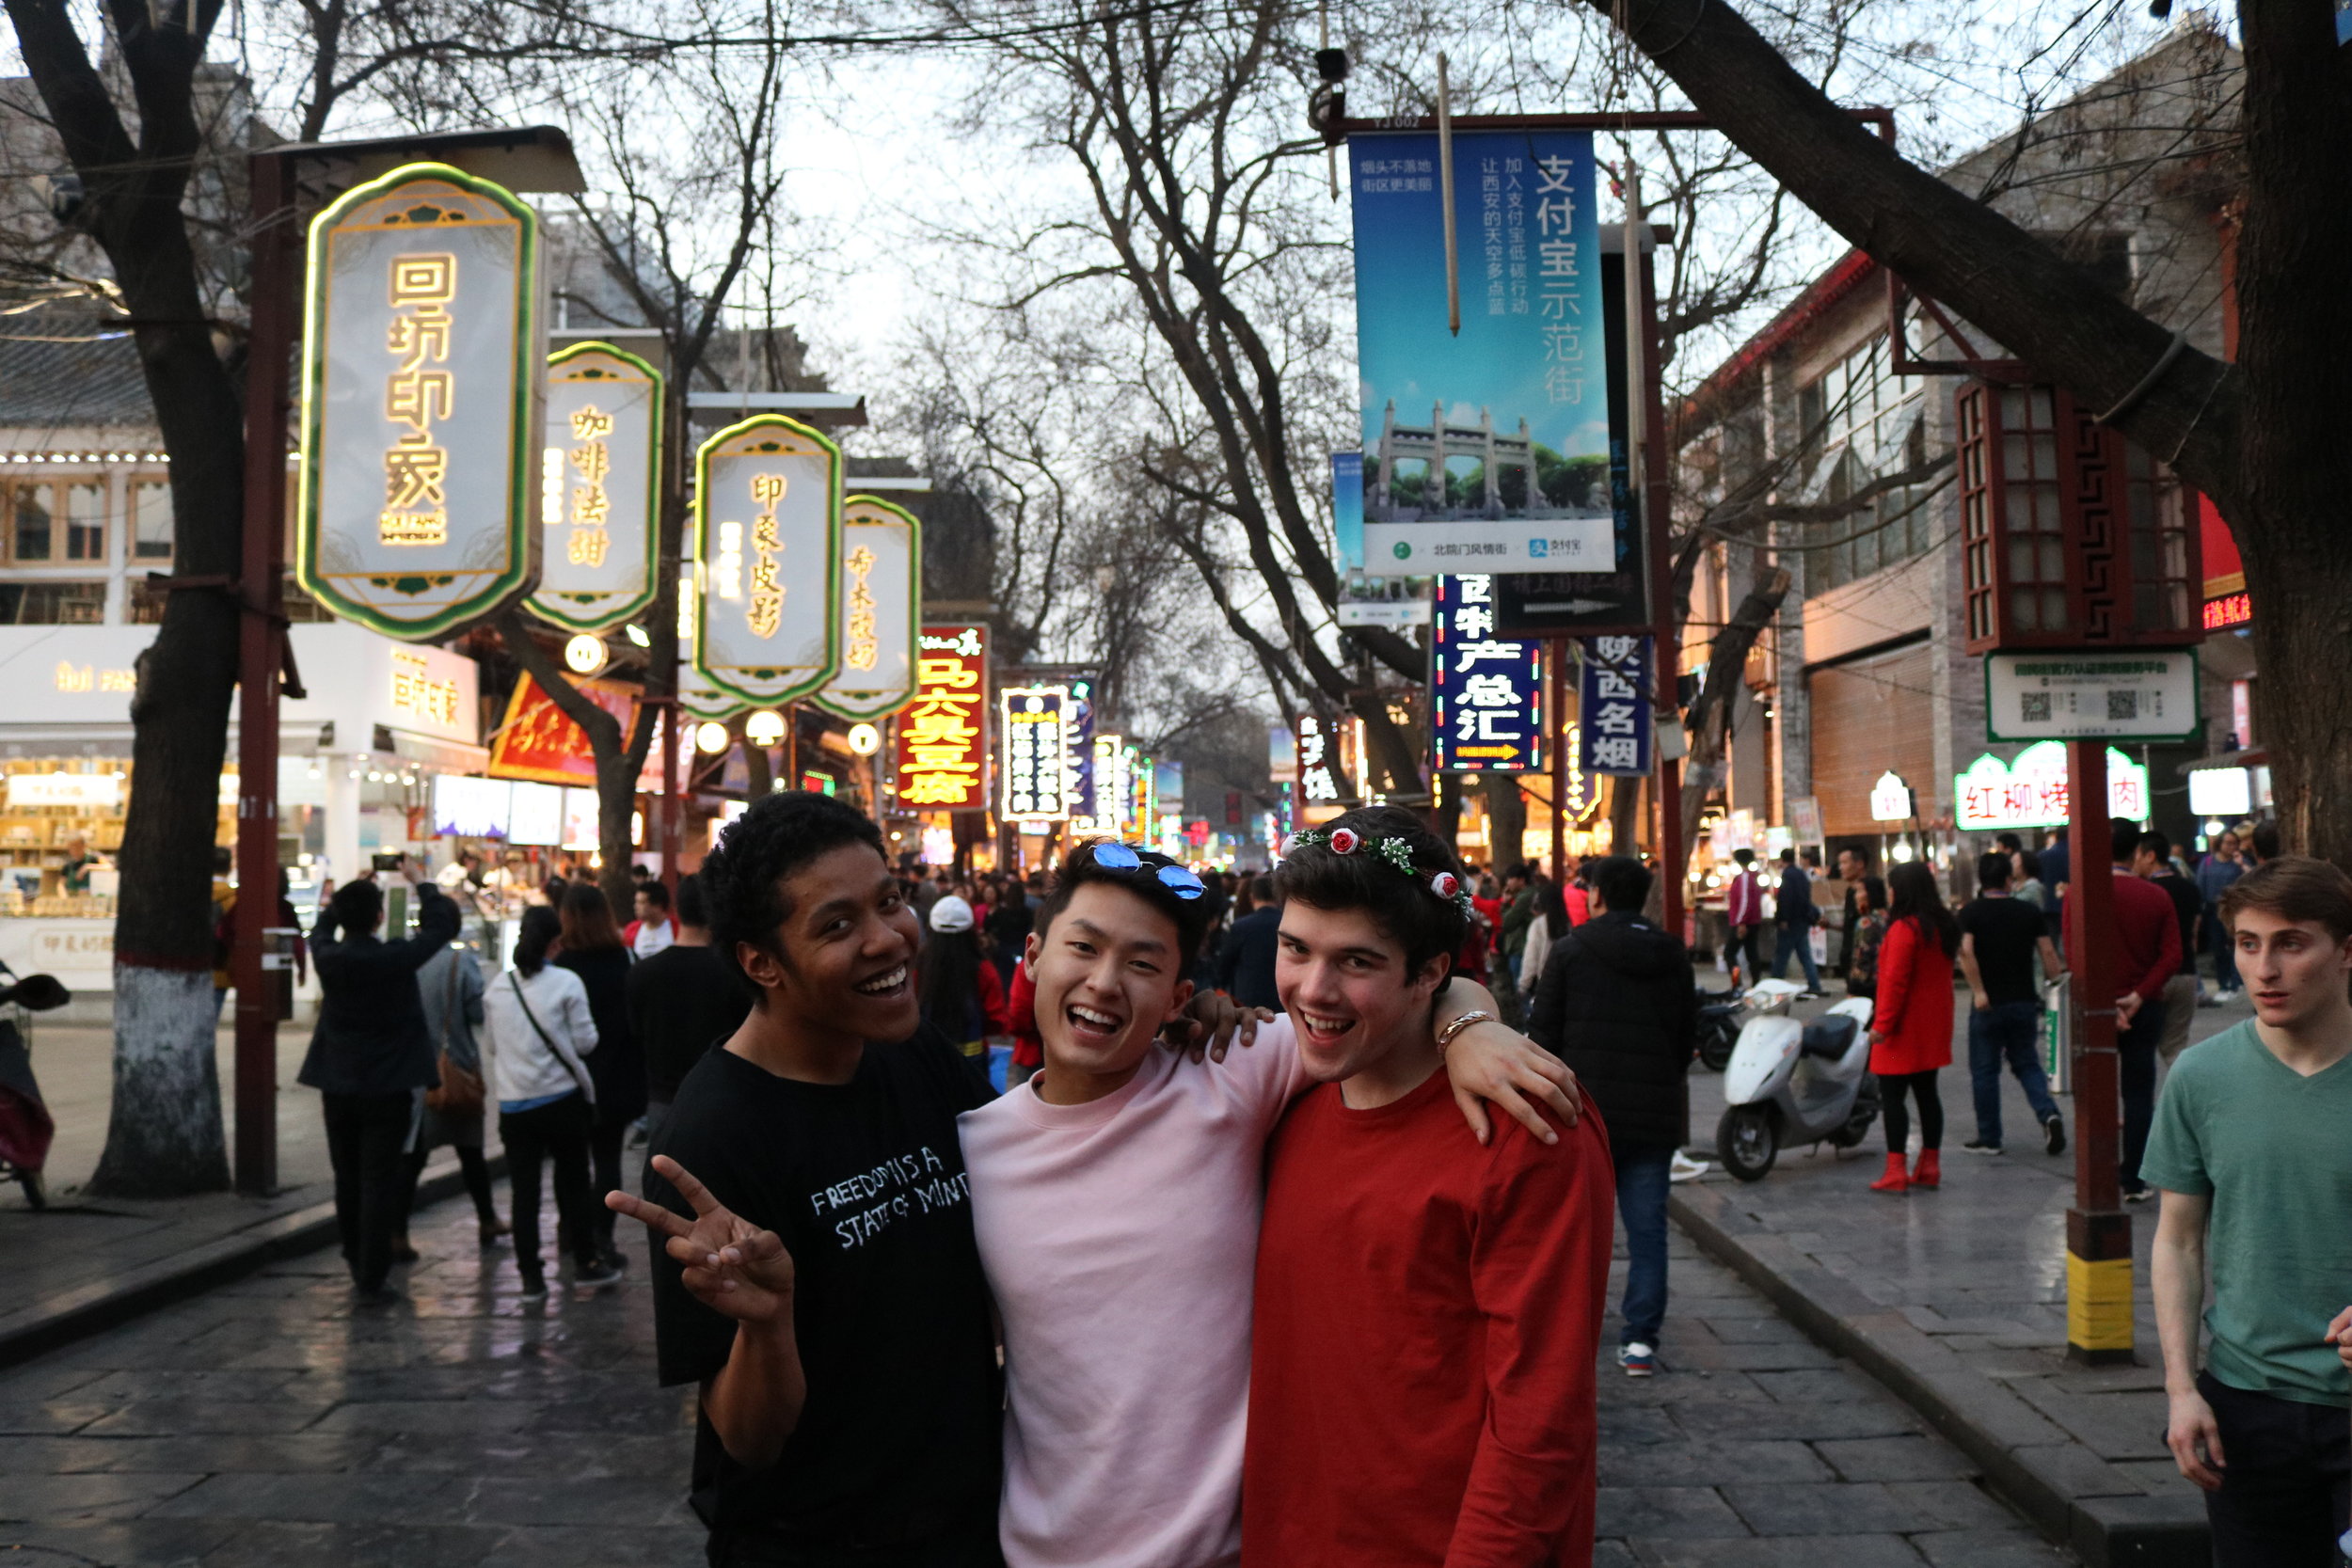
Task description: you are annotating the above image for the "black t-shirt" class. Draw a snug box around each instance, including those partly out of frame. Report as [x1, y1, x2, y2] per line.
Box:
[2151, 871, 2201, 977]
[647, 1028, 1000, 1554]
[1959, 895, 2047, 1006]
[627, 944, 752, 1103]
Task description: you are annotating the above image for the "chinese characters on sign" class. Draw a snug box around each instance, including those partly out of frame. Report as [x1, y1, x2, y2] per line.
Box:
[1000, 687, 1072, 822]
[530, 342, 661, 632]
[389, 648, 461, 728]
[1297, 715, 1348, 805]
[1348, 131, 1610, 573]
[1954, 744, 2149, 831]
[1430, 575, 1543, 773]
[1577, 636, 1652, 777]
[299, 162, 541, 640]
[897, 626, 989, 810]
[1869, 771, 1915, 823]
[1082, 735, 1131, 835]
[2201, 592, 2250, 631]
[381, 253, 455, 546]
[1983, 649, 2200, 743]
[814, 496, 921, 722]
[691, 414, 844, 705]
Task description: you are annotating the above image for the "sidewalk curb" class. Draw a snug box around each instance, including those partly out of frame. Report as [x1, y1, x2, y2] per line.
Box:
[0, 1152, 505, 1374]
[1670, 1181, 2208, 1568]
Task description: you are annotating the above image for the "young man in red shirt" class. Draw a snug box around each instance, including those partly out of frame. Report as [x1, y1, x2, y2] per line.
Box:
[1243, 806, 1616, 1568]
[2100, 817, 2183, 1201]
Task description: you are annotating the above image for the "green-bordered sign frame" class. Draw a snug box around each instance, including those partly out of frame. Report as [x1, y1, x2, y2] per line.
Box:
[297, 161, 543, 641]
[528, 341, 664, 632]
[690, 412, 844, 707]
[811, 494, 923, 722]
[1983, 647, 2201, 744]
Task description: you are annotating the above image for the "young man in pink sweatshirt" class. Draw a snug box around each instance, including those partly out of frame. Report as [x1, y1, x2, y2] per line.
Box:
[956, 840, 1578, 1568]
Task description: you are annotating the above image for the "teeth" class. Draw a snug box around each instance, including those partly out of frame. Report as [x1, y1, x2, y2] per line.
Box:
[1071, 1005, 1120, 1028]
[1302, 1012, 1352, 1034]
[855, 966, 906, 994]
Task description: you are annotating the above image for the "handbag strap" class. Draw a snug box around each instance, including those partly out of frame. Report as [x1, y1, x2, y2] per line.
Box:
[508, 971, 595, 1103]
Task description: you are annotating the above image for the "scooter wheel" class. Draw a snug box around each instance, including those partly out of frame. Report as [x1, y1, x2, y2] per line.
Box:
[1698, 1030, 1735, 1072]
[1716, 1105, 1778, 1181]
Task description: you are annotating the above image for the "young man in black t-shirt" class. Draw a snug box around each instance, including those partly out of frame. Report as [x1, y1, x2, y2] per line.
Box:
[607, 794, 1004, 1568]
[1957, 850, 2068, 1156]
[626, 872, 753, 1151]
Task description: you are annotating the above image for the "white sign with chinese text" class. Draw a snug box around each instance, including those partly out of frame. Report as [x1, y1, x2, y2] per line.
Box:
[529, 342, 662, 632]
[1868, 771, 1915, 823]
[1954, 743, 2150, 831]
[813, 496, 920, 721]
[1984, 649, 2199, 742]
[298, 163, 542, 640]
[691, 414, 844, 706]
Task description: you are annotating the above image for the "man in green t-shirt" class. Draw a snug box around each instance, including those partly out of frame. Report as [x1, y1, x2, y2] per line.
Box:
[2145, 855, 2352, 1566]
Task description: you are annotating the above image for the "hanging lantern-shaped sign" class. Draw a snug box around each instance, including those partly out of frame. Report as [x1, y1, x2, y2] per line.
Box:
[691, 413, 843, 706]
[529, 341, 663, 631]
[812, 494, 921, 721]
[297, 162, 543, 640]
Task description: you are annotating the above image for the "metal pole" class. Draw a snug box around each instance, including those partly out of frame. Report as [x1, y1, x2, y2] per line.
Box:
[231, 151, 296, 1196]
[2064, 739, 2131, 1363]
[1550, 639, 1569, 879]
[1436, 54, 1459, 338]
[1636, 194, 1684, 936]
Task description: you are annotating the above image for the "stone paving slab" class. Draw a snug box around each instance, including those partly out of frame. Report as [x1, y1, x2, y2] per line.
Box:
[1666, 985, 2252, 1568]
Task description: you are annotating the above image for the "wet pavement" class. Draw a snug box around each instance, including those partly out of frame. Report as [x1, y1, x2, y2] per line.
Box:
[0, 1148, 699, 1567]
[0, 1132, 2065, 1567]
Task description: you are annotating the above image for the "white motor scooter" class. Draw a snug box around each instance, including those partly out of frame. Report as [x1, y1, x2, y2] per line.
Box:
[1714, 979, 1880, 1180]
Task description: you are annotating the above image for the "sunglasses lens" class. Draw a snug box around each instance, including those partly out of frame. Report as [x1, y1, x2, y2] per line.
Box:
[1094, 842, 1140, 870]
[1156, 865, 1204, 899]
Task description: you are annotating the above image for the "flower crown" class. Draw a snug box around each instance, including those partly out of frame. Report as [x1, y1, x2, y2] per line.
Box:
[1279, 826, 1476, 921]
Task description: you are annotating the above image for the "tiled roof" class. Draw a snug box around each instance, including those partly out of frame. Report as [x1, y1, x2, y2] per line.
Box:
[0, 303, 153, 429]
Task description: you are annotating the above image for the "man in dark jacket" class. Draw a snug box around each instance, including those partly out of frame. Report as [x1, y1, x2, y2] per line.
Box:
[1527, 855, 1695, 1379]
[298, 866, 459, 1300]
[1213, 877, 1282, 1012]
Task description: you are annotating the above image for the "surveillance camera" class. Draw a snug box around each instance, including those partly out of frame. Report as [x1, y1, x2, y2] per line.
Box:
[1314, 48, 1350, 83]
[33, 172, 84, 226]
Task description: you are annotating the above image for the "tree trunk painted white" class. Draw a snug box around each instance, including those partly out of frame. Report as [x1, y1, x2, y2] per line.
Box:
[87, 964, 230, 1198]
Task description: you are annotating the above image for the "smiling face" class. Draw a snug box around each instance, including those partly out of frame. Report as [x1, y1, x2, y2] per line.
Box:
[1025, 880, 1193, 1098]
[1275, 898, 1449, 1084]
[735, 842, 922, 1042]
[2232, 906, 2352, 1034]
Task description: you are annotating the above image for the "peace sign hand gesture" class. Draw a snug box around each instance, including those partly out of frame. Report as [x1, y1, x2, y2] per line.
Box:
[607, 1155, 796, 1325]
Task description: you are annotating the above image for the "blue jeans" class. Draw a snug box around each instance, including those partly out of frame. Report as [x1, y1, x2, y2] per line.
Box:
[2204, 910, 2239, 992]
[1614, 1144, 1672, 1348]
[1770, 924, 1821, 991]
[1967, 999, 2061, 1145]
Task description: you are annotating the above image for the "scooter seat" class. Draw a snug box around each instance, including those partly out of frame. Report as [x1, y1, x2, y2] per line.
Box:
[1798, 1014, 1858, 1060]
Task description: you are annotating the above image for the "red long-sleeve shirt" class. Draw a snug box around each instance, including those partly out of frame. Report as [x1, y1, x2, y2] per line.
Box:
[2107, 867, 2182, 1004]
[1242, 1071, 1614, 1568]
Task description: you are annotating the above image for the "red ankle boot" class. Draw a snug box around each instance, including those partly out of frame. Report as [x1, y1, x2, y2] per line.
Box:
[1869, 1152, 1910, 1193]
[1912, 1149, 1942, 1189]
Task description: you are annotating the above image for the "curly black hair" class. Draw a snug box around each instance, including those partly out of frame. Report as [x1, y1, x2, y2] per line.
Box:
[1035, 840, 1216, 961]
[699, 791, 887, 989]
[1273, 804, 1468, 980]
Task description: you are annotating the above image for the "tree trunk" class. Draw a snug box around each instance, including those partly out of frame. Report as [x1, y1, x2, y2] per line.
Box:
[498, 611, 639, 917]
[1676, 570, 1794, 895]
[1483, 775, 1528, 875]
[1607, 776, 1643, 857]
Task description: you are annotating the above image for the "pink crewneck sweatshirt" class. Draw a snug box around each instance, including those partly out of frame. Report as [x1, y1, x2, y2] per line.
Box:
[958, 1016, 1307, 1568]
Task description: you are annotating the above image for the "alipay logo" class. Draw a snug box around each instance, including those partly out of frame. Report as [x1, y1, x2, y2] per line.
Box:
[1528, 537, 1549, 560]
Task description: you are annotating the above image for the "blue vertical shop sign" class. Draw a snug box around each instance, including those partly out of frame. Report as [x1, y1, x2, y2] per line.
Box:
[1430, 575, 1544, 772]
[1578, 635, 1652, 776]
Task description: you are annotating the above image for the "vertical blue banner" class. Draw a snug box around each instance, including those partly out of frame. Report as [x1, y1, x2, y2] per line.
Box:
[1431, 575, 1545, 772]
[1332, 451, 1365, 570]
[1578, 635, 1653, 776]
[1350, 131, 1612, 573]
[1067, 675, 1096, 818]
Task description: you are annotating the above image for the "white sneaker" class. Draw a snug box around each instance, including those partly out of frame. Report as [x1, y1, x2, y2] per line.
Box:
[1669, 1151, 1709, 1183]
[1617, 1342, 1658, 1377]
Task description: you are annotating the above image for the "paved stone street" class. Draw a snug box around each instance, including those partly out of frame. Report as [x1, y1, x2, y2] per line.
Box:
[0, 1132, 2068, 1567]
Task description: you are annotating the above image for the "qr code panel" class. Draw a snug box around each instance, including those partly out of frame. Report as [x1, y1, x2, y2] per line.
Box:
[2106, 690, 2138, 721]
[2021, 692, 2051, 723]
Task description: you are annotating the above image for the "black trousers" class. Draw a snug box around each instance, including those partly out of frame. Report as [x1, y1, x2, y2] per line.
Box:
[320, 1090, 414, 1291]
[399, 1143, 498, 1231]
[2118, 997, 2167, 1189]
[2200, 1370, 2351, 1567]
[587, 1116, 628, 1251]
[500, 1094, 597, 1283]
[1880, 1069, 1944, 1152]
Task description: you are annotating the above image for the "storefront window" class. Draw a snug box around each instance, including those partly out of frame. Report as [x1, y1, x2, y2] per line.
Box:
[0, 582, 107, 624]
[131, 479, 172, 560]
[65, 481, 106, 562]
[1, 758, 131, 917]
[9, 481, 52, 562]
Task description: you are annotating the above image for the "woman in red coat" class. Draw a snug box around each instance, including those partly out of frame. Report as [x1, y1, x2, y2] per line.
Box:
[1867, 861, 1962, 1192]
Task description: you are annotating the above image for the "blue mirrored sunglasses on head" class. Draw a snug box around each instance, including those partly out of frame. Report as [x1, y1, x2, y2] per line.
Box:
[1091, 841, 1204, 900]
